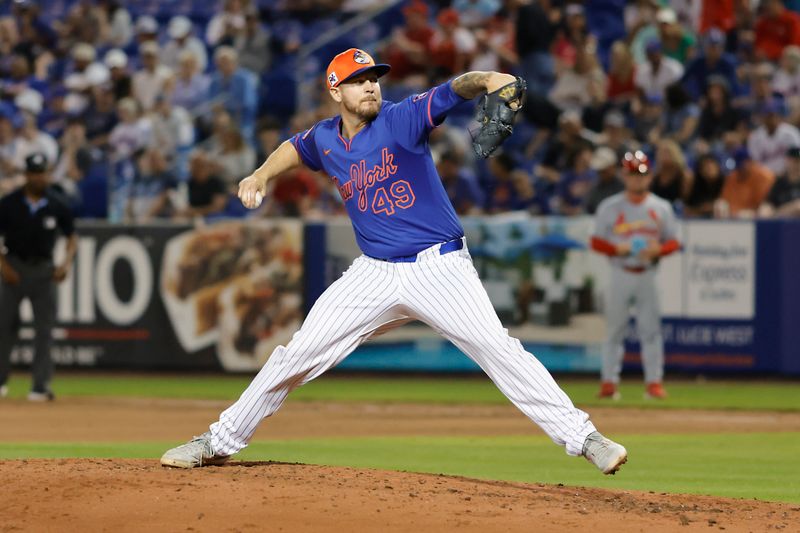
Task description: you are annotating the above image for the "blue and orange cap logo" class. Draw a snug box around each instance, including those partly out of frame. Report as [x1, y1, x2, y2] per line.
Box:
[326, 48, 391, 89]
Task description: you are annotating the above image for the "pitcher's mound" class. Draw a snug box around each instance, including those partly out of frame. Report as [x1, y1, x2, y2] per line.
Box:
[2, 459, 796, 532]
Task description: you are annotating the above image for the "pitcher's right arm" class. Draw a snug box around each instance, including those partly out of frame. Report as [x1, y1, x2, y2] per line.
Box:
[238, 140, 302, 208]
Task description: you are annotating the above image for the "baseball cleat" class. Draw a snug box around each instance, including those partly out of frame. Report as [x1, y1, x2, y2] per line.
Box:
[161, 432, 229, 469]
[597, 381, 621, 400]
[27, 389, 55, 402]
[644, 382, 668, 400]
[583, 431, 628, 475]
[0, 384, 8, 398]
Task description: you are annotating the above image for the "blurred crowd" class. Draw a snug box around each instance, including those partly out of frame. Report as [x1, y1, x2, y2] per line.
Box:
[3, 0, 800, 222]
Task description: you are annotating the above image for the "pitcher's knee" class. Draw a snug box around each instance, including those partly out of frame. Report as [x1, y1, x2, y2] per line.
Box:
[465, 334, 518, 358]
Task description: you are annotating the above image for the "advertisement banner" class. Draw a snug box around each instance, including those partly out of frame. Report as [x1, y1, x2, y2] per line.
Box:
[326, 216, 763, 374]
[11, 220, 303, 371]
[8, 217, 794, 375]
[684, 221, 755, 319]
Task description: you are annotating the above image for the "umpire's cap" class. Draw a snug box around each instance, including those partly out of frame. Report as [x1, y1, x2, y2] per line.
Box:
[326, 48, 390, 89]
[25, 152, 48, 173]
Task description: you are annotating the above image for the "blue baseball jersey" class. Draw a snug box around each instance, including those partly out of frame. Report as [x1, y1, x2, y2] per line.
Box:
[291, 80, 467, 259]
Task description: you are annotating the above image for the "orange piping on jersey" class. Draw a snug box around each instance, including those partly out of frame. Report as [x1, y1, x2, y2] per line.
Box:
[336, 117, 352, 151]
[426, 87, 439, 128]
[301, 124, 316, 140]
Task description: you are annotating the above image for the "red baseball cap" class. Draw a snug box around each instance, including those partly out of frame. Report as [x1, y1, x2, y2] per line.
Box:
[437, 8, 460, 26]
[326, 48, 391, 89]
[402, 0, 429, 17]
[622, 151, 650, 174]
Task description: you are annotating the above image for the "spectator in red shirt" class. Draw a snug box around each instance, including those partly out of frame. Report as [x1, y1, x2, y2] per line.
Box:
[384, 1, 434, 82]
[755, 0, 800, 61]
[607, 41, 637, 103]
[268, 168, 319, 217]
[701, 0, 735, 34]
[431, 8, 477, 78]
[552, 3, 590, 70]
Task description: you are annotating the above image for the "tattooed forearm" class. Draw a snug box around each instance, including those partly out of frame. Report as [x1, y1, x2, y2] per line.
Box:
[451, 71, 492, 99]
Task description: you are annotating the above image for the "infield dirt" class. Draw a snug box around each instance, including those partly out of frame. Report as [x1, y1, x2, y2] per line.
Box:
[2, 397, 799, 532]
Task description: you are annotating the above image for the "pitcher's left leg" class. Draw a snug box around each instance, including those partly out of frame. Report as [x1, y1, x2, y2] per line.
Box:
[402, 253, 595, 456]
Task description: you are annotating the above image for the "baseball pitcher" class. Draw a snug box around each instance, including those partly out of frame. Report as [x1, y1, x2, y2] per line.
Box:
[161, 48, 627, 475]
[590, 151, 681, 400]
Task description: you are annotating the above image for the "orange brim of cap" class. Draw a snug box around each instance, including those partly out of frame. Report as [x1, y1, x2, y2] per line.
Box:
[334, 64, 391, 87]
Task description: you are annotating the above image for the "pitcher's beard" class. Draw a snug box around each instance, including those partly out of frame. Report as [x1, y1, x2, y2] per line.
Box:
[344, 99, 380, 121]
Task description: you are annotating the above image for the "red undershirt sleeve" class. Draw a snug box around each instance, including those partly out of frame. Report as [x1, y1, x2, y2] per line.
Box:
[590, 236, 617, 257]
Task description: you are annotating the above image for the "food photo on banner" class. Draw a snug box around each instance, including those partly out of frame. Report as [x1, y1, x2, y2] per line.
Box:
[9, 220, 303, 372]
[160, 220, 303, 372]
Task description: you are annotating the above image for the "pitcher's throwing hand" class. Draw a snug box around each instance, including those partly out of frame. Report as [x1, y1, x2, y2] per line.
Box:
[238, 175, 265, 209]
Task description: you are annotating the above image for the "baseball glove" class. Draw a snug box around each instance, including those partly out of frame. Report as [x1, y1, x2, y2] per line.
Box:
[471, 76, 527, 159]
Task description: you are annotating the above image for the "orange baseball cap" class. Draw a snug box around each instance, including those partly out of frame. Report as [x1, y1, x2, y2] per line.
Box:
[326, 48, 391, 89]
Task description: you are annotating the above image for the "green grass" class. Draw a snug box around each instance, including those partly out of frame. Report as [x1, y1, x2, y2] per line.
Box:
[4, 374, 800, 411]
[2, 433, 798, 503]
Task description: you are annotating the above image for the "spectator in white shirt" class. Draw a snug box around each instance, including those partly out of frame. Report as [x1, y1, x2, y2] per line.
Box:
[13, 90, 58, 171]
[134, 15, 158, 46]
[169, 50, 210, 113]
[773, 45, 800, 123]
[162, 16, 208, 73]
[209, 124, 255, 191]
[0, 92, 57, 194]
[549, 42, 607, 112]
[748, 99, 800, 175]
[104, 48, 132, 100]
[109, 97, 151, 161]
[132, 41, 173, 112]
[206, 0, 247, 47]
[773, 45, 800, 98]
[97, 0, 133, 48]
[0, 113, 21, 193]
[634, 39, 684, 98]
[148, 95, 195, 162]
[235, 9, 271, 74]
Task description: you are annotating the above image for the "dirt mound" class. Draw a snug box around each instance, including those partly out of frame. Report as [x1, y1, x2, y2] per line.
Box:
[2, 459, 797, 533]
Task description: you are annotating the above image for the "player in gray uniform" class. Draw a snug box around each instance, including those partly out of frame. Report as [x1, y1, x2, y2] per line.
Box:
[590, 151, 681, 400]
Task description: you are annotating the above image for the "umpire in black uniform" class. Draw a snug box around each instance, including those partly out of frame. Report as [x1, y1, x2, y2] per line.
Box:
[0, 153, 77, 401]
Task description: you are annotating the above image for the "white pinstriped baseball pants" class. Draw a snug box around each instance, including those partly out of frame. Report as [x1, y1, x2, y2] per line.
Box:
[209, 240, 596, 457]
